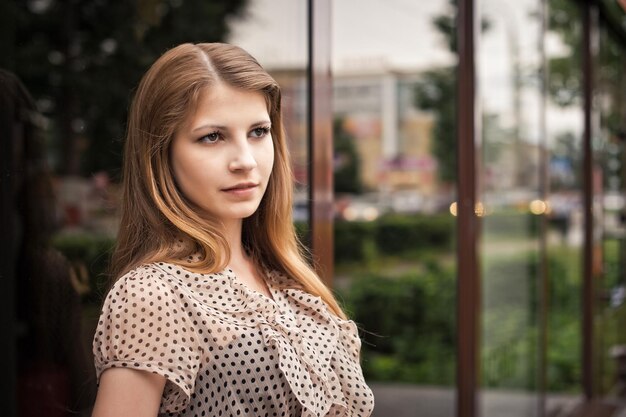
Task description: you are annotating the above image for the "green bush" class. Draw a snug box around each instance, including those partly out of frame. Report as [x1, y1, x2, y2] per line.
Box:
[343, 263, 456, 385]
[334, 221, 374, 262]
[342, 246, 583, 391]
[333, 214, 454, 264]
[374, 214, 453, 256]
[481, 248, 582, 391]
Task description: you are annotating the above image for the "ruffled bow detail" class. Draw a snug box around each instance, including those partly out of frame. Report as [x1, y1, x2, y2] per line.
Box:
[225, 270, 349, 417]
[154, 264, 359, 417]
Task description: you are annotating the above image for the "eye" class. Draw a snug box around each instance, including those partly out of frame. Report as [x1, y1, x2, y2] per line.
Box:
[198, 131, 222, 144]
[250, 126, 271, 139]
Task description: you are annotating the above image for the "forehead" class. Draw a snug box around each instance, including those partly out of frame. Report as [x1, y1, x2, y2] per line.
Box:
[187, 83, 270, 127]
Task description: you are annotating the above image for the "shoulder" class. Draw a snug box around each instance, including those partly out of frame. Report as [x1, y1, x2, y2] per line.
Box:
[94, 262, 203, 414]
[103, 263, 190, 315]
[108, 262, 193, 290]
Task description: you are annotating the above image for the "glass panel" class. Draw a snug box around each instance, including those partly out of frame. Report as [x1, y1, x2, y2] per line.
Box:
[478, 0, 547, 415]
[332, 1, 457, 416]
[545, 0, 584, 411]
[7, 0, 305, 414]
[593, 20, 626, 397]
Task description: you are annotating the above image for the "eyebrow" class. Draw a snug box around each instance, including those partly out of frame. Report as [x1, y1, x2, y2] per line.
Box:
[191, 120, 271, 133]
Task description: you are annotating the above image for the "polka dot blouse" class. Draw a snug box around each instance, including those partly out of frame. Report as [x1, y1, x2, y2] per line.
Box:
[93, 262, 375, 416]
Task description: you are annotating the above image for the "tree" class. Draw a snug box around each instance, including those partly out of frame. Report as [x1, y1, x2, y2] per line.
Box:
[412, 1, 457, 184]
[333, 118, 363, 194]
[5, 0, 248, 177]
[414, 67, 456, 183]
[547, 0, 626, 191]
[547, 0, 584, 107]
[413, 0, 490, 184]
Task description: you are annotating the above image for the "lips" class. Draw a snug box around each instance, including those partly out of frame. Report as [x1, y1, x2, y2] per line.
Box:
[221, 182, 258, 192]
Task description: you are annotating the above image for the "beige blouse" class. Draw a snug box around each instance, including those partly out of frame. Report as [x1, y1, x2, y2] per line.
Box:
[93, 261, 375, 417]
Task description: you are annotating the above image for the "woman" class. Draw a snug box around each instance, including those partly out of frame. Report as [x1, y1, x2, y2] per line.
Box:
[91, 43, 374, 417]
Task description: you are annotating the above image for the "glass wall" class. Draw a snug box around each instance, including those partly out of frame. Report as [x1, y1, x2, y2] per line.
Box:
[331, 1, 457, 415]
[593, 16, 626, 396]
[478, 0, 545, 415]
[476, 0, 624, 414]
[475, 0, 620, 414]
[545, 0, 584, 412]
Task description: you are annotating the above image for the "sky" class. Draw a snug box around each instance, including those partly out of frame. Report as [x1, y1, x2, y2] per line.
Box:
[228, 0, 455, 72]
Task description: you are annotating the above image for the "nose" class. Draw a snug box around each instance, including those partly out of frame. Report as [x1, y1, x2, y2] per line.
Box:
[228, 139, 257, 172]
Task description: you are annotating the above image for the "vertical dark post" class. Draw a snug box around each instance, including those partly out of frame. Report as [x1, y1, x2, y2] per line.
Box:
[581, 0, 595, 401]
[457, 0, 479, 416]
[307, 0, 334, 286]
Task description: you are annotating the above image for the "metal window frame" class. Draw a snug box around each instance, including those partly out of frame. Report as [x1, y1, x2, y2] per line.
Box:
[456, 0, 480, 416]
[307, 0, 334, 286]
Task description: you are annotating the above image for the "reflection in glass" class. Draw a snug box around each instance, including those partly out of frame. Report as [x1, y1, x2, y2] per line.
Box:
[5, 69, 95, 417]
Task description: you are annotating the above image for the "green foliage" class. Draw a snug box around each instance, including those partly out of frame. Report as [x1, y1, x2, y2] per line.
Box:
[414, 67, 456, 183]
[334, 211, 540, 265]
[547, 318, 581, 391]
[547, 0, 583, 105]
[334, 214, 454, 264]
[374, 214, 453, 256]
[334, 221, 374, 262]
[412, 0, 456, 184]
[480, 247, 583, 391]
[344, 262, 457, 385]
[343, 245, 584, 391]
[412, 0, 491, 184]
[334, 118, 363, 194]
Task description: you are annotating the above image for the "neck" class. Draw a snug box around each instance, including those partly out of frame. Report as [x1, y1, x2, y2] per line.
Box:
[223, 219, 247, 265]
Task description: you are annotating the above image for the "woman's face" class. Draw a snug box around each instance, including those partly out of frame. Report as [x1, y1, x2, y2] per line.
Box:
[171, 83, 274, 226]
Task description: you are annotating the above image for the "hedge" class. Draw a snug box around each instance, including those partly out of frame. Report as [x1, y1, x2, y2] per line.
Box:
[334, 214, 454, 264]
[342, 247, 586, 391]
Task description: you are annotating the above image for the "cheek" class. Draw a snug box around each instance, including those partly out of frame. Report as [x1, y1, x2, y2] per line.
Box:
[170, 146, 209, 196]
[253, 138, 274, 181]
[264, 140, 275, 174]
[171, 149, 191, 187]
[268, 150, 275, 174]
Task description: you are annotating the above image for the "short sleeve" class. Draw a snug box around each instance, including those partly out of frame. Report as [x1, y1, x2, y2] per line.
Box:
[93, 266, 201, 414]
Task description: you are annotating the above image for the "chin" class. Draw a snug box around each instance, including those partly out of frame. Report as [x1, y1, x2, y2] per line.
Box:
[225, 205, 262, 220]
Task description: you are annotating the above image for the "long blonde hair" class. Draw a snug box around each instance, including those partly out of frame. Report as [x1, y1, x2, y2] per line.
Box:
[110, 43, 346, 319]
